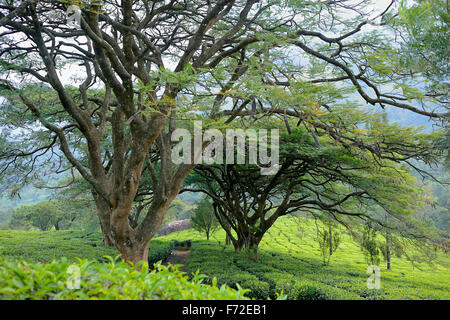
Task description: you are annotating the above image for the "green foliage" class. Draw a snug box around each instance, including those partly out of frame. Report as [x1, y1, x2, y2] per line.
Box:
[273, 277, 362, 300]
[0, 186, 52, 226]
[190, 199, 220, 240]
[0, 257, 247, 300]
[0, 229, 115, 263]
[147, 241, 174, 267]
[0, 230, 173, 266]
[397, 0, 449, 82]
[8, 198, 97, 231]
[163, 198, 197, 224]
[315, 220, 341, 266]
[161, 216, 450, 300]
[361, 225, 381, 266]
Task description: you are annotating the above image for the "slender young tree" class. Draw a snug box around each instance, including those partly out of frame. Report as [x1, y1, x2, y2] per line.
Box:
[191, 198, 220, 241]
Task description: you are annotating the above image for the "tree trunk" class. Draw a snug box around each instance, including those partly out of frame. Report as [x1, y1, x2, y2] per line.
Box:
[236, 233, 262, 261]
[117, 240, 150, 266]
[226, 227, 263, 261]
[246, 236, 261, 262]
[233, 237, 245, 253]
[109, 197, 174, 266]
[226, 233, 231, 245]
[95, 196, 115, 246]
[386, 242, 391, 270]
[109, 207, 148, 266]
[329, 225, 333, 256]
[385, 214, 391, 270]
[248, 245, 258, 261]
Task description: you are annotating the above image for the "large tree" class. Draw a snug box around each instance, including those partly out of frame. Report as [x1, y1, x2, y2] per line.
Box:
[0, 0, 446, 263]
[185, 121, 443, 260]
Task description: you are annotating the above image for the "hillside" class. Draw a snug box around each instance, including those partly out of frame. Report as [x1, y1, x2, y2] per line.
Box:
[160, 216, 450, 300]
[0, 186, 52, 225]
[1, 215, 447, 300]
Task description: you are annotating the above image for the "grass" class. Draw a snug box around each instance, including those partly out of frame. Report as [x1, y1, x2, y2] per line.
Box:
[0, 216, 448, 300]
[160, 216, 450, 300]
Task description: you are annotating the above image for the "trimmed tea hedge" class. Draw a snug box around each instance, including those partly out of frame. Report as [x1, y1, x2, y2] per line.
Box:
[147, 240, 174, 266]
[0, 230, 115, 263]
[164, 216, 450, 300]
[0, 230, 174, 267]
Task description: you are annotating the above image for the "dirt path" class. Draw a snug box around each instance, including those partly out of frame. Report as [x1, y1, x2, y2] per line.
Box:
[163, 249, 191, 272]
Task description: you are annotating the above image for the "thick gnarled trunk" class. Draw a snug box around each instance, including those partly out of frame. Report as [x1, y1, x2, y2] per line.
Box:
[108, 193, 178, 265]
[228, 229, 262, 261]
[95, 196, 115, 246]
[109, 208, 151, 265]
[232, 235, 262, 261]
[116, 238, 150, 266]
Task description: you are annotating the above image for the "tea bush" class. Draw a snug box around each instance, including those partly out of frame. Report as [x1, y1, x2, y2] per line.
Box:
[147, 240, 174, 266]
[1, 216, 448, 300]
[0, 230, 174, 267]
[0, 256, 248, 300]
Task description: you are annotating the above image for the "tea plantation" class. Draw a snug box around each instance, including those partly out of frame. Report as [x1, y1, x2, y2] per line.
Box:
[162, 216, 450, 300]
[0, 230, 247, 300]
[0, 229, 174, 266]
[0, 216, 448, 300]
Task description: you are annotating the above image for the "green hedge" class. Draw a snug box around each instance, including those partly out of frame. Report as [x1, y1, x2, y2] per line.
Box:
[147, 240, 174, 266]
[273, 277, 363, 300]
[0, 230, 116, 263]
[0, 230, 174, 267]
[0, 256, 248, 300]
[160, 217, 450, 300]
[184, 241, 367, 300]
[208, 272, 271, 300]
[185, 242, 273, 299]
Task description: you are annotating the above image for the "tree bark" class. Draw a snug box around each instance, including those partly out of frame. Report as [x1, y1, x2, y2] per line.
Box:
[95, 196, 115, 246]
[245, 235, 262, 262]
[233, 237, 245, 253]
[386, 241, 391, 270]
[329, 224, 333, 256]
[231, 231, 262, 261]
[117, 238, 150, 266]
[385, 214, 391, 270]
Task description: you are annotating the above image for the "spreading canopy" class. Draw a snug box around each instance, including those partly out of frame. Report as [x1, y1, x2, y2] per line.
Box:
[0, 0, 447, 262]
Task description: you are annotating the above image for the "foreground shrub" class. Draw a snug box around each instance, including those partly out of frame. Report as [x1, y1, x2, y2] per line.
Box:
[0, 256, 248, 300]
